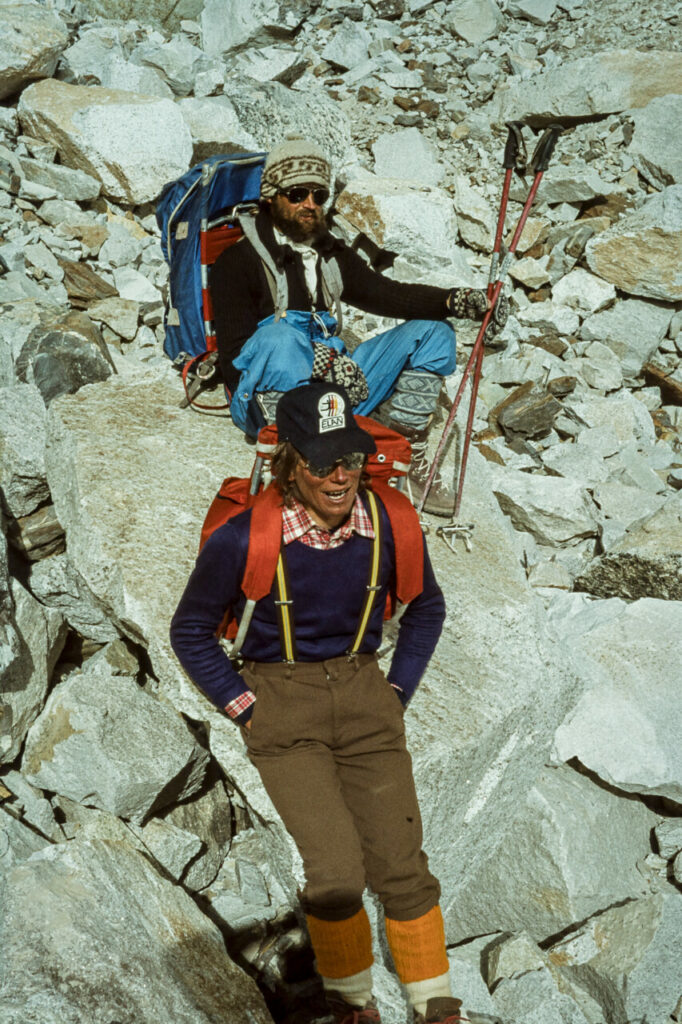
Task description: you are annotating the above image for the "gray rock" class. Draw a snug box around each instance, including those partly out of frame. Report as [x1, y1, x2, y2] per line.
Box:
[0, 808, 49, 877]
[87, 296, 140, 341]
[233, 45, 307, 86]
[372, 128, 444, 186]
[128, 817, 203, 882]
[547, 894, 682, 1024]
[629, 94, 682, 189]
[60, 29, 174, 98]
[336, 171, 461, 274]
[491, 50, 682, 126]
[446, 764, 654, 943]
[507, 0, 557, 23]
[551, 268, 616, 314]
[591, 481, 667, 548]
[580, 298, 672, 379]
[1, 578, 67, 767]
[562, 391, 656, 445]
[447, 0, 504, 44]
[131, 36, 205, 97]
[204, 828, 293, 933]
[578, 341, 623, 392]
[492, 467, 599, 545]
[177, 95, 259, 163]
[0, 770, 62, 842]
[493, 966, 591, 1024]
[16, 311, 114, 407]
[0, 2, 69, 101]
[17, 156, 101, 203]
[510, 159, 621, 205]
[552, 597, 682, 805]
[161, 770, 233, 891]
[322, 19, 372, 70]
[0, 837, 273, 1023]
[517, 301, 580, 337]
[201, 0, 312, 56]
[22, 665, 209, 823]
[97, 222, 145, 269]
[18, 80, 193, 205]
[28, 554, 119, 643]
[223, 79, 353, 173]
[585, 185, 682, 303]
[0, 383, 48, 519]
[654, 818, 682, 860]
[485, 931, 546, 987]
[112, 266, 162, 305]
[454, 174, 495, 252]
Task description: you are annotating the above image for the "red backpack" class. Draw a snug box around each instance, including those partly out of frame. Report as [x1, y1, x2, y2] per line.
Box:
[200, 416, 424, 649]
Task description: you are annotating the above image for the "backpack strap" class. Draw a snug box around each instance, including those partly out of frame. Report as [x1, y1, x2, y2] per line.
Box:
[274, 549, 297, 664]
[238, 211, 288, 320]
[347, 489, 382, 657]
[372, 482, 424, 605]
[320, 255, 344, 336]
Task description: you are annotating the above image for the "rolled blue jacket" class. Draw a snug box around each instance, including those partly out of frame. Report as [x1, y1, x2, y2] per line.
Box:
[170, 493, 446, 725]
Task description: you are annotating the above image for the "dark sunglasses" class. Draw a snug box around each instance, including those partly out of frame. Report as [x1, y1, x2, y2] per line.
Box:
[279, 186, 330, 206]
[303, 452, 366, 478]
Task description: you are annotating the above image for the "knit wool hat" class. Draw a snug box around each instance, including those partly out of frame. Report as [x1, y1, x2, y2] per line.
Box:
[260, 136, 331, 199]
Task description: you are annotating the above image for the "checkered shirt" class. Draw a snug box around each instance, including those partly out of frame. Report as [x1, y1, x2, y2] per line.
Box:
[224, 495, 376, 720]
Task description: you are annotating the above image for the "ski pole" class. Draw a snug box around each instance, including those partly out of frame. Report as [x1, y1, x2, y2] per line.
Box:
[416, 123, 563, 522]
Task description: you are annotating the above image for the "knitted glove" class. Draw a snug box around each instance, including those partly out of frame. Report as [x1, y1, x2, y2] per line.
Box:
[485, 291, 510, 342]
[448, 287, 488, 320]
[311, 343, 369, 406]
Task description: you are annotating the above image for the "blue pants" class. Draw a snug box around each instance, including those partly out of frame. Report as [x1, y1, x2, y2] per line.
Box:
[230, 311, 456, 435]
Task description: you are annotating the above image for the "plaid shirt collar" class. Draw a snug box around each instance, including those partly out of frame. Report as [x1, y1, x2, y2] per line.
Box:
[281, 493, 375, 550]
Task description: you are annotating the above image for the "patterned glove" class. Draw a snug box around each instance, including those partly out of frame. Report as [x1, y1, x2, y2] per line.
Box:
[448, 287, 489, 320]
[485, 291, 510, 343]
[311, 343, 369, 406]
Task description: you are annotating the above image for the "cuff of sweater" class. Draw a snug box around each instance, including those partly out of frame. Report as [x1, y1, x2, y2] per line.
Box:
[225, 689, 255, 725]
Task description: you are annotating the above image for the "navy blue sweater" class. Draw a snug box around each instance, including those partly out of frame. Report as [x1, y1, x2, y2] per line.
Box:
[170, 495, 445, 724]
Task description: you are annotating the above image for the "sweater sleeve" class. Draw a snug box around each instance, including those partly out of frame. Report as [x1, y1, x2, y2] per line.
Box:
[169, 522, 255, 725]
[335, 243, 452, 322]
[386, 534, 446, 704]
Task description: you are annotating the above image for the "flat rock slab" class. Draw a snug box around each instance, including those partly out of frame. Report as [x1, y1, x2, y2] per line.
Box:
[629, 94, 682, 189]
[0, 383, 48, 518]
[575, 495, 682, 600]
[0, 2, 68, 101]
[585, 185, 682, 302]
[18, 79, 193, 205]
[551, 597, 682, 806]
[22, 640, 209, 824]
[491, 49, 682, 126]
[0, 837, 273, 1024]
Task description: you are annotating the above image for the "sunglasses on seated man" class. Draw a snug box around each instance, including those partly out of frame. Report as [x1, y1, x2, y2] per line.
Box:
[279, 186, 330, 206]
[301, 452, 367, 478]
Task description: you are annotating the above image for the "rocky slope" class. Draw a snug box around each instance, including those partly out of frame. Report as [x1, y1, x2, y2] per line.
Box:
[1, 1, 681, 1023]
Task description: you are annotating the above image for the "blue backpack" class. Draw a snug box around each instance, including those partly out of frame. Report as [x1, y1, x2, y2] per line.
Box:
[155, 152, 266, 402]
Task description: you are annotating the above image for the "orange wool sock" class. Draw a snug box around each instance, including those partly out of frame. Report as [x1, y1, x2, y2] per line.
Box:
[384, 905, 449, 984]
[306, 908, 374, 980]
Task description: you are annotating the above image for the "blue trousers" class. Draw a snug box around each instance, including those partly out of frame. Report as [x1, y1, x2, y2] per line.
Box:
[230, 311, 456, 435]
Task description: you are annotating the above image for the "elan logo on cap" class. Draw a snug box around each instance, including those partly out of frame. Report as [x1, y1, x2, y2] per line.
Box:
[318, 392, 345, 433]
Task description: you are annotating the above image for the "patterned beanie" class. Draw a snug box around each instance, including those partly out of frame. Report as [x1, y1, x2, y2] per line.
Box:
[260, 135, 331, 199]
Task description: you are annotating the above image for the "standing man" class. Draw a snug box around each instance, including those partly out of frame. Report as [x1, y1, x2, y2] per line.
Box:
[171, 383, 467, 1024]
[211, 136, 506, 515]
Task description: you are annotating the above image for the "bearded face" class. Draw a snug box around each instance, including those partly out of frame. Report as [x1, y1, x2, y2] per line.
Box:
[267, 188, 327, 243]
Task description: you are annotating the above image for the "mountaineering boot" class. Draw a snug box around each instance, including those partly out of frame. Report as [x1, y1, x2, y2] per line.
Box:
[255, 389, 284, 425]
[375, 369, 455, 517]
[326, 993, 382, 1024]
[413, 996, 467, 1023]
[401, 425, 455, 519]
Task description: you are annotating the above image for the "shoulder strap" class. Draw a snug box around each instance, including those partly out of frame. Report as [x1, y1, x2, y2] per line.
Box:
[274, 549, 296, 663]
[372, 482, 424, 605]
[347, 489, 382, 657]
[320, 255, 344, 335]
[241, 483, 283, 601]
[238, 212, 288, 320]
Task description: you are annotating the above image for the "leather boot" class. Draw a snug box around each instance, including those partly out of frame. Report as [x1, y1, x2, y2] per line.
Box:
[326, 993, 382, 1024]
[413, 997, 466, 1023]
[398, 424, 455, 519]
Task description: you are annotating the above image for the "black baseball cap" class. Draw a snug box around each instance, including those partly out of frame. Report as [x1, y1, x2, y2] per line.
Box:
[276, 383, 376, 464]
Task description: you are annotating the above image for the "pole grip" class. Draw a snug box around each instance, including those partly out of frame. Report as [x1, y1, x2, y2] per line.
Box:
[529, 124, 563, 173]
[503, 121, 526, 170]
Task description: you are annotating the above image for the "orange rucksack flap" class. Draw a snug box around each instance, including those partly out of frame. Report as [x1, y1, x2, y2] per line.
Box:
[373, 481, 424, 607]
[355, 415, 412, 486]
[241, 483, 284, 601]
[199, 476, 258, 552]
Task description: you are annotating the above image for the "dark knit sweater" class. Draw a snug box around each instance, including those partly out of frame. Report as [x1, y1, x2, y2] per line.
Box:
[210, 209, 452, 391]
[170, 495, 445, 725]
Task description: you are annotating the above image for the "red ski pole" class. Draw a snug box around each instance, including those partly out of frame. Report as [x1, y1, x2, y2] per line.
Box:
[416, 123, 563, 523]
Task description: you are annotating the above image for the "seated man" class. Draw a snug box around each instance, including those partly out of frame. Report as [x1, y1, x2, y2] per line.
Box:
[170, 382, 468, 1024]
[211, 136, 503, 515]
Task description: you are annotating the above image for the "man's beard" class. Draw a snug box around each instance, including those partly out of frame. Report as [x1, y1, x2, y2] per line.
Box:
[268, 197, 325, 243]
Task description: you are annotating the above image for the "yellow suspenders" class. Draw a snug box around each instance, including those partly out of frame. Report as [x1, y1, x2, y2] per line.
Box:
[273, 491, 382, 665]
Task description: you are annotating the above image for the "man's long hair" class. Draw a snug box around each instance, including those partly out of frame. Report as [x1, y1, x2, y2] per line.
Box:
[270, 441, 370, 507]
